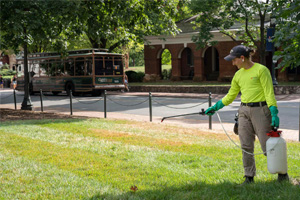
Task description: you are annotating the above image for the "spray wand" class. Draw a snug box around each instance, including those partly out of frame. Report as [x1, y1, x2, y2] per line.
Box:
[162, 109, 270, 156]
[161, 108, 207, 122]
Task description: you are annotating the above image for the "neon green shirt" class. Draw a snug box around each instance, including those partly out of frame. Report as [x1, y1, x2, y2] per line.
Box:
[222, 63, 277, 107]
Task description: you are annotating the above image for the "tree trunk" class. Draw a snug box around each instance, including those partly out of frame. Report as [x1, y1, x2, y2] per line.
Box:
[259, 15, 266, 65]
[124, 53, 129, 69]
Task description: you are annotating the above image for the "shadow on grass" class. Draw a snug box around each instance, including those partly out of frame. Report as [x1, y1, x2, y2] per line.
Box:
[89, 180, 300, 200]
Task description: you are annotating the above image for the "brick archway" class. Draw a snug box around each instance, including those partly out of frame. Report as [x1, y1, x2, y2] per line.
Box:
[157, 48, 172, 78]
[203, 46, 220, 81]
[144, 45, 162, 76]
[179, 47, 194, 80]
[143, 41, 291, 82]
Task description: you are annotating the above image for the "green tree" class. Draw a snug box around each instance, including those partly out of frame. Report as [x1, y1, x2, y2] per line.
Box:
[0, 0, 78, 110]
[76, 0, 185, 52]
[0, 1, 80, 53]
[273, 0, 300, 70]
[162, 49, 171, 65]
[1, 0, 187, 55]
[128, 43, 144, 67]
[189, 0, 283, 65]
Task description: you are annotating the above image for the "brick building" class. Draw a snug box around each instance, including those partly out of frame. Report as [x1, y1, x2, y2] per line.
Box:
[144, 16, 297, 82]
[0, 52, 10, 67]
[0, 51, 17, 71]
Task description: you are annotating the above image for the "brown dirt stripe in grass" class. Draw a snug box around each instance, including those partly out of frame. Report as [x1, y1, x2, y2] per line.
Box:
[90, 129, 185, 147]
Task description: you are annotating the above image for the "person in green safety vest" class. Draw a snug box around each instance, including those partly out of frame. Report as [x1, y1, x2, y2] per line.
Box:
[205, 45, 289, 185]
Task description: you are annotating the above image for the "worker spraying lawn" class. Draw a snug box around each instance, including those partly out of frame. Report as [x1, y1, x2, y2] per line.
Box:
[206, 45, 289, 185]
[162, 45, 289, 185]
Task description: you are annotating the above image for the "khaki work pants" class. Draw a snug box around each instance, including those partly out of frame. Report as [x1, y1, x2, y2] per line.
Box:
[238, 104, 272, 177]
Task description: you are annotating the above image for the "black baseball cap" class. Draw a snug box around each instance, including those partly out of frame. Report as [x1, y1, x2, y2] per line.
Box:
[224, 45, 251, 61]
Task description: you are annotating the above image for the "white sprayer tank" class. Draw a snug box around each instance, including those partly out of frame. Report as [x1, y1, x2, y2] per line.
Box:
[266, 129, 288, 174]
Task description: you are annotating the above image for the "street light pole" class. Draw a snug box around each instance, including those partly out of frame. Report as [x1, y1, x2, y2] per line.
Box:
[270, 16, 278, 85]
[271, 54, 278, 85]
[21, 27, 33, 110]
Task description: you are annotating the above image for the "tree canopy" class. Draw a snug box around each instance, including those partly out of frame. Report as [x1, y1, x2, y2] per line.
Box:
[75, 0, 186, 52]
[189, 0, 299, 69]
[1, 0, 298, 70]
[0, 1, 79, 54]
[0, 0, 185, 54]
[273, 0, 300, 70]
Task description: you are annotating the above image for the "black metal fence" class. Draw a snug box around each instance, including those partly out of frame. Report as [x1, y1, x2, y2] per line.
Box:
[1, 89, 299, 142]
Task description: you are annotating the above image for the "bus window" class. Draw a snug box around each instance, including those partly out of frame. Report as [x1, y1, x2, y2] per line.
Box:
[65, 59, 74, 76]
[56, 60, 64, 76]
[49, 60, 57, 76]
[75, 57, 85, 76]
[95, 56, 104, 75]
[40, 60, 48, 76]
[114, 60, 123, 75]
[30, 62, 40, 77]
[105, 57, 113, 75]
[29, 63, 35, 77]
[86, 57, 93, 75]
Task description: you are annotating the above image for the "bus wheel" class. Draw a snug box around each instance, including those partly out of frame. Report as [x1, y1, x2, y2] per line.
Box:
[52, 91, 60, 96]
[65, 82, 74, 96]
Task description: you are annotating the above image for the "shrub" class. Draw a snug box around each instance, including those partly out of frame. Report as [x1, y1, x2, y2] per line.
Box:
[134, 71, 145, 82]
[125, 70, 145, 82]
[162, 69, 168, 80]
[0, 69, 16, 76]
[0, 63, 9, 70]
[167, 68, 172, 79]
[125, 70, 137, 82]
[162, 68, 172, 80]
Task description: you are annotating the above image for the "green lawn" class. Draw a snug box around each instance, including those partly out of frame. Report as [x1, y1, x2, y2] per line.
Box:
[0, 118, 299, 199]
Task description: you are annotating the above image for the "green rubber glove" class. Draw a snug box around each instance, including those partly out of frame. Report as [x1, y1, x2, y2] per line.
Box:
[205, 100, 225, 116]
[269, 106, 279, 128]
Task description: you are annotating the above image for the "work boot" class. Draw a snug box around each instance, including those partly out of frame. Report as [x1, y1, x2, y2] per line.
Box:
[239, 176, 254, 186]
[278, 173, 289, 182]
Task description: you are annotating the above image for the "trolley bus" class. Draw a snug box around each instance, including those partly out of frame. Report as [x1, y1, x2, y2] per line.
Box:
[16, 49, 125, 95]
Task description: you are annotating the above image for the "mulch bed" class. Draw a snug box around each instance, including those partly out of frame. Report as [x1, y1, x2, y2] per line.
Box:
[0, 108, 86, 121]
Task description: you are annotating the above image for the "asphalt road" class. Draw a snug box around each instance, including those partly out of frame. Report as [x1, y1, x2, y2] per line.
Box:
[1, 90, 299, 131]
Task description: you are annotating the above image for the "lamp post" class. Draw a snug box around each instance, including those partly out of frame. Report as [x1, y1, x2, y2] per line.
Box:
[268, 16, 278, 85]
[21, 8, 33, 110]
[21, 40, 33, 110]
